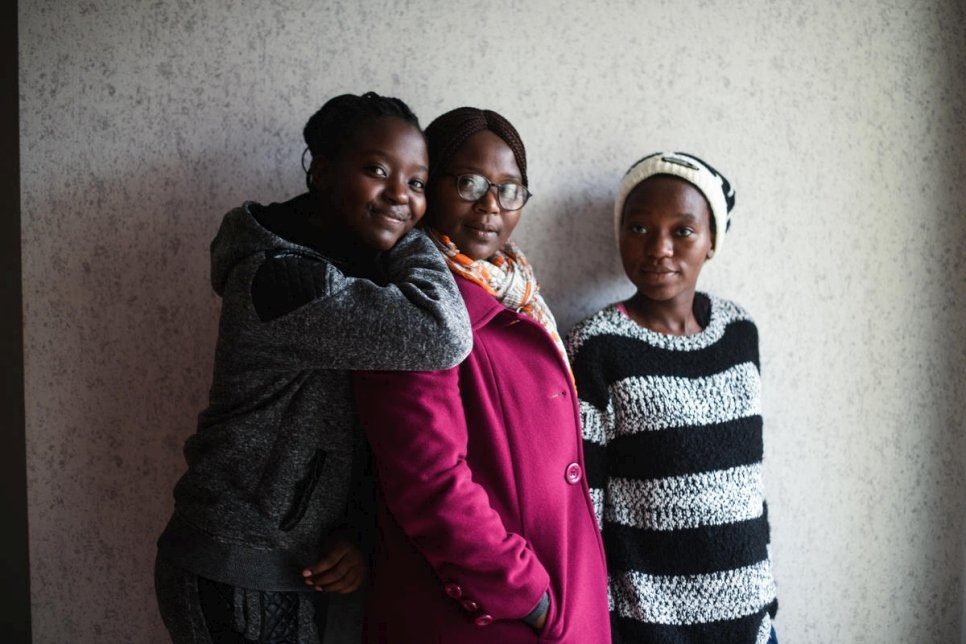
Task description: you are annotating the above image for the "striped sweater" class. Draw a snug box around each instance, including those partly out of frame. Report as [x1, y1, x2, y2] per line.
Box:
[566, 293, 777, 644]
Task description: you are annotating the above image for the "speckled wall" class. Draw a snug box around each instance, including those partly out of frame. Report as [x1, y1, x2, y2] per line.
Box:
[19, 0, 966, 642]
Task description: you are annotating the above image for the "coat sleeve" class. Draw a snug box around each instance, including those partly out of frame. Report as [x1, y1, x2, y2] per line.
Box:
[352, 366, 551, 622]
[234, 228, 472, 372]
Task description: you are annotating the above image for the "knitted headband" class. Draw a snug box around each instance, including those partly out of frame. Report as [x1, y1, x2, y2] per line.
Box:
[614, 152, 735, 256]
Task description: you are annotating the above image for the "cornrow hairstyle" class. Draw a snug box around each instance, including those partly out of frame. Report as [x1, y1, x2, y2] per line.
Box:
[301, 91, 421, 190]
[424, 107, 528, 187]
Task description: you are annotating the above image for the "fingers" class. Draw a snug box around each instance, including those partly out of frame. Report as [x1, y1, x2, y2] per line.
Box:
[301, 540, 366, 594]
[302, 540, 352, 576]
[303, 561, 363, 593]
[316, 565, 363, 594]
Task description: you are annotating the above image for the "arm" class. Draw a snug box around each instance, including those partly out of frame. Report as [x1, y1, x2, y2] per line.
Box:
[579, 398, 612, 529]
[353, 367, 551, 622]
[301, 440, 376, 593]
[246, 228, 472, 372]
[568, 328, 612, 528]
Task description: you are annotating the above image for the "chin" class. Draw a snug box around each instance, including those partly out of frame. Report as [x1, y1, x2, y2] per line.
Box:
[365, 231, 405, 251]
[456, 241, 497, 262]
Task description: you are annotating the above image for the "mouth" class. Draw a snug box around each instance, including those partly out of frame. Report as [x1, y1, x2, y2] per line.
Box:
[371, 208, 410, 225]
[640, 267, 678, 281]
[462, 222, 500, 240]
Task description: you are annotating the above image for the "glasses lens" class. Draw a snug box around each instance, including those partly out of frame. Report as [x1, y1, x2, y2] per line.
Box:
[498, 183, 524, 210]
[456, 175, 488, 201]
[454, 174, 529, 210]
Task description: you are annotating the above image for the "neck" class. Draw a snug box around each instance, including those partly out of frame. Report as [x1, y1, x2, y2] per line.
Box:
[624, 291, 702, 336]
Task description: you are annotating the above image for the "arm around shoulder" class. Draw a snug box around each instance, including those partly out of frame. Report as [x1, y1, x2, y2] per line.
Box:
[248, 228, 472, 372]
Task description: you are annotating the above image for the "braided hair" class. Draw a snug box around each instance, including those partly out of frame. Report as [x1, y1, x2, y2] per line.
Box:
[424, 107, 528, 187]
[302, 91, 421, 190]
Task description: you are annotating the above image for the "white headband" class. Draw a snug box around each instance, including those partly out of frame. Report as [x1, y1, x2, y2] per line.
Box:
[614, 152, 735, 258]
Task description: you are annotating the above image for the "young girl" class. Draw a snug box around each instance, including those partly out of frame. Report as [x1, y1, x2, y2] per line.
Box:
[567, 152, 778, 644]
[352, 108, 611, 643]
[154, 92, 472, 644]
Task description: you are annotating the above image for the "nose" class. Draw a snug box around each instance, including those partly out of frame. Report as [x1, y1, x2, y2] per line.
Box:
[646, 231, 673, 258]
[474, 185, 501, 214]
[383, 175, 409, 204]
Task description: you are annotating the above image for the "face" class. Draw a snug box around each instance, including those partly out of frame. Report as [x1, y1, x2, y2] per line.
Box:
[428, 130, 524, 261]
[619, 175, 714, 307]
[313, 117, 428, 251]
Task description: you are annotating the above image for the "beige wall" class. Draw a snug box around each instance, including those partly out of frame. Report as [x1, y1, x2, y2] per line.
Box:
[19, 1, 966, 641]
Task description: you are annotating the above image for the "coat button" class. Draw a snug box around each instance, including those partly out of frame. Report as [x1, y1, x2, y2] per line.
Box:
[461, 599, 479, 612]
[474, 614, 494, 627]
[444, 582, 462, 599]
[566, 462, 582, 484]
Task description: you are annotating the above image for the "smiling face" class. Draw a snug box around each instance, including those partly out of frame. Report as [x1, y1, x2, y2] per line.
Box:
[427, 130, 524, 261]
[619, 175, 714, 309]
[313, 116, 428, 251]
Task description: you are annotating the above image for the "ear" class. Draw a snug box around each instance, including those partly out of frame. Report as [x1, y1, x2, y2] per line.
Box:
[706, 247, 715, 260]
[308, 157, 331, 192]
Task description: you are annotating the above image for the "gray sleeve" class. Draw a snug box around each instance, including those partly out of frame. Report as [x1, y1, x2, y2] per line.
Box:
[240, 228, 472, 372]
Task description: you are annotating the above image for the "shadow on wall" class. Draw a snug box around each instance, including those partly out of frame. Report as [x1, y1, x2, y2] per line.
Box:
[530, 187, 629, 335]
[26, 152, 231, 638]
[947, 37, 966, 642]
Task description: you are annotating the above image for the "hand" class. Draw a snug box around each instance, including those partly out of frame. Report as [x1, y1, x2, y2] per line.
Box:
[301, 536, 366, 593]
[529, 607, 548, 633]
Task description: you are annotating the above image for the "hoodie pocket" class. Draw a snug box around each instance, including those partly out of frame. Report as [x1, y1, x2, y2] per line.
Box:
[278, 448, 327, 532]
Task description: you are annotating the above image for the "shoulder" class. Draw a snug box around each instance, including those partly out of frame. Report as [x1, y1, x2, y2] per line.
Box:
[705, 292, 756, 327]
[703, 293, 761, 363]
[455, 278, 506, 329]
[566, 304, 626, 357]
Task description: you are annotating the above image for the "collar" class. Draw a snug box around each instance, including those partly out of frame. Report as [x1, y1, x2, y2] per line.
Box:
[456, 275, 515, 331]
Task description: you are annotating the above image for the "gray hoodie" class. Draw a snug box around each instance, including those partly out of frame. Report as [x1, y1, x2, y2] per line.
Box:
[158, 198, 472, 590]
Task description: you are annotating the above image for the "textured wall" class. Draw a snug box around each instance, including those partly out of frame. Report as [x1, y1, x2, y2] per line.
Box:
[19, 1, 966, 642]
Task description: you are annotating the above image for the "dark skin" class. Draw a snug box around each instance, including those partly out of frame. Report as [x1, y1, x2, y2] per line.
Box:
[619, 175, 716, 335]
[427, 130, 524, 261]
[308, 116, 428, 252]
[300, 117, 429, 594]
[301, 532, 367, 593]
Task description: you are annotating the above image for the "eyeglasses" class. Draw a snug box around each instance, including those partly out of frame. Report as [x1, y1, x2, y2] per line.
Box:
[442, 173, 532, 211]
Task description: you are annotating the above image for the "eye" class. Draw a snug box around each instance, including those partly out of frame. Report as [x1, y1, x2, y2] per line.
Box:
[629, 223, 647, 234]
[676, 227, 695, 237]
[365, 165, 388, 178]
[457, 175, 484, 190]
[455, 174, 488, 200]
[498, 183, 521, 201]
[409, 178, 425, 191]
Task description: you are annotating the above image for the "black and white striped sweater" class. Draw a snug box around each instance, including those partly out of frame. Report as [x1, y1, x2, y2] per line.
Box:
[567, 293, 777, 644]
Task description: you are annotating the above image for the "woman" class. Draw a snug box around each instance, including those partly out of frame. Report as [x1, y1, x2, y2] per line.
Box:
[353, 108, 611, 643]
[155, 93, 472, 643]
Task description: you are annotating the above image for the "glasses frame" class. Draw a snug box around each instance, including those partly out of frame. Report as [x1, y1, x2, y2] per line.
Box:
[441, 173, 532, 211]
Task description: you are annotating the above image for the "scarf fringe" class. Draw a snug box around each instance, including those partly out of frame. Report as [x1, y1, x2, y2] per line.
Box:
[427, 229, 570, 368]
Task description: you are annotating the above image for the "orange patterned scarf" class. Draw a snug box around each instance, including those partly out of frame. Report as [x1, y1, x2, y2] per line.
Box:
[427, 229, 569, 368]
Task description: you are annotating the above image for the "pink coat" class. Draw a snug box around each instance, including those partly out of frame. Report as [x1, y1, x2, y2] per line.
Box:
[353, 277, 611, 643]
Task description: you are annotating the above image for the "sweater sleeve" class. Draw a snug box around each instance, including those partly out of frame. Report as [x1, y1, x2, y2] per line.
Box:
[568, 325, 612, 529]
[235, 228, 472, 372]
[352, 366, 551, 622]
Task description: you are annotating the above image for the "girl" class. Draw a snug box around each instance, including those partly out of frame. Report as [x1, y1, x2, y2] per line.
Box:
[353, 107, 611, 643]
[154, 92, 472, 644]
[567, 152, 779, 643]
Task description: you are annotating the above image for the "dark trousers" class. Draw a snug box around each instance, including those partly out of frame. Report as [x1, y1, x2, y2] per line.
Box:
[155, 554, 328, 644]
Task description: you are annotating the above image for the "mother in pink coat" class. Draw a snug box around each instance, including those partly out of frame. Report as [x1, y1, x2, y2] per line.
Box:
[353, 107, 610, 643]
